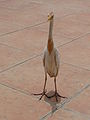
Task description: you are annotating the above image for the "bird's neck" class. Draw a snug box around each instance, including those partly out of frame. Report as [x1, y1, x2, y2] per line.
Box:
[48, 19, 53, 39]
[47, 19, 54, 54]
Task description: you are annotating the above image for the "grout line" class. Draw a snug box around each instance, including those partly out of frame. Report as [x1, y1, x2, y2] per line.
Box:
[0, 82, 31, 96]
[63, 108, 90, 119]
[0, 82, 39, 101]
[57, 32, 90, 48]
[30, 0, 43, 4]
[40, 84, 90, 120]
[0, 42, 24, 52]
[0, 53, 42, 74]
[0, 21, 47, 38]
[62, 61, 90, 71]
[0, 6, 18, 11]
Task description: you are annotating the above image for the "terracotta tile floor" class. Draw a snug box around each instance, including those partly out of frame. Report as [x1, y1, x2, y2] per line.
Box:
[0, 0, 90, 120]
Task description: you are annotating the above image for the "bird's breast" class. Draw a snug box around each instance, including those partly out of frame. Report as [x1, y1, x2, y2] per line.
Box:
[45, 52, 58, 77]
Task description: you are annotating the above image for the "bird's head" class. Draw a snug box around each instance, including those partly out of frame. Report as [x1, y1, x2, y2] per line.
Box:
[48, 12, 54, 21]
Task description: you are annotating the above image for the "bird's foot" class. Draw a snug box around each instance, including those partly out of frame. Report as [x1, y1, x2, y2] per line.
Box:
[47, 91, 67, 102]
[32, 90, 49, 100]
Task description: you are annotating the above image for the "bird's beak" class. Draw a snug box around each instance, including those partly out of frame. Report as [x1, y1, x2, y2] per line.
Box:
[47, 14, 54, 21]
[48, 15, 51, 21]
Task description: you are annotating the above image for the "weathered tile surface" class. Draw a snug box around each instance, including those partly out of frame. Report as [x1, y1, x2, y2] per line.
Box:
[59, 34, 90, 70]
[65, 87, 90, 115]
[0, 84, 50, 120]
[0, 0, 90, 120]
[0, 28, 47, 55]
[0, 57, 90, 99]
[47, 108, 90, 120]
[0, 45, 28, 72]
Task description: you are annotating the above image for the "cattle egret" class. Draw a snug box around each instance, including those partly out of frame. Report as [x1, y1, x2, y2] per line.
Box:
[34, 12, 66, 102]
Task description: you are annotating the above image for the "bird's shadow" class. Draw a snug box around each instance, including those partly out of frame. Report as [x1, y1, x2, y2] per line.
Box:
[44, 90, 61, 116]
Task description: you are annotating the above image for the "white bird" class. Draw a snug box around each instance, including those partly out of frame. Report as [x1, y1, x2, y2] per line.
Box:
[34, 12, 66, 102]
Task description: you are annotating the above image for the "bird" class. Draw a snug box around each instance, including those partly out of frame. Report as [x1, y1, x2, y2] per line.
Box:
[33, 12, 66, 102]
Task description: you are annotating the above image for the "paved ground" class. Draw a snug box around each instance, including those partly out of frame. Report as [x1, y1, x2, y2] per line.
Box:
[0, 0, 90, 120]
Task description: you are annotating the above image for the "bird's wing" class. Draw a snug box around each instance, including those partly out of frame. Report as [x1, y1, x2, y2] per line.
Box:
[43, 51, 46, 67]
[54, 49, 60, 69]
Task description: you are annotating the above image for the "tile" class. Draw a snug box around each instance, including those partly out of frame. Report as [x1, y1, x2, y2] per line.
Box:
[0, 84, 50, 120]
[65, 87, 90, 115]
[0, 45, 28, 72]
[0, 56, 46, 93]
[0, 21, 22, 36]
[0, 28, 48, 55]
[57, 63, 90, 97]
[47, 109, 90, 120]
[0, 0, 39, 10]
[59, 34, 90, 70]
[0, 2, 45, 27]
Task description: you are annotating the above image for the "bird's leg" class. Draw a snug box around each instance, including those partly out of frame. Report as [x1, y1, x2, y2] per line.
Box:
[54, 77, 58, 101]
[54, 77, 67, 101]
[47, 77, 67, 102]
[39, 75, 48, 100]
[33, 74, 48, 100]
